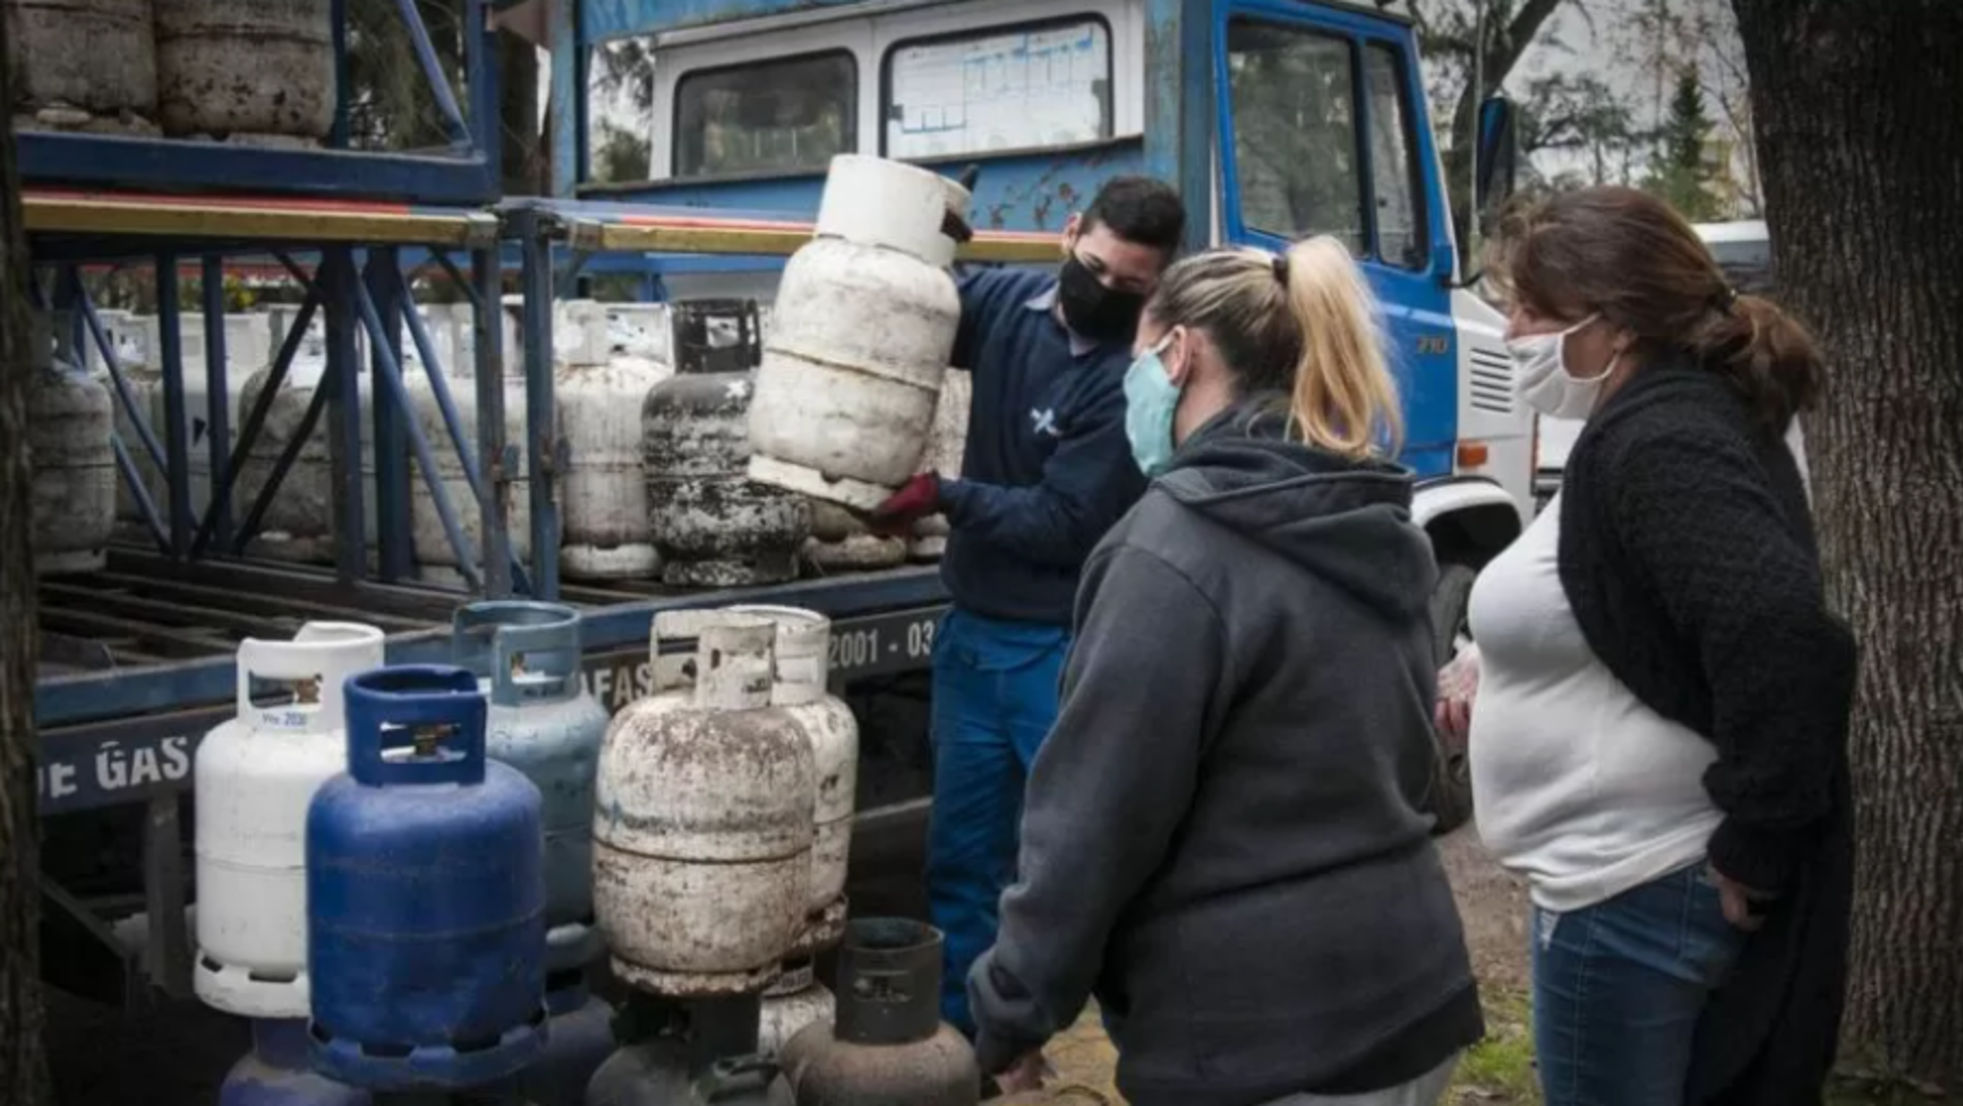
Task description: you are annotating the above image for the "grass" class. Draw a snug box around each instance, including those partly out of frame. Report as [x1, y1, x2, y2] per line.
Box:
[1450, 988, 1540, 1103]
[1444, 990, 1961, 1106]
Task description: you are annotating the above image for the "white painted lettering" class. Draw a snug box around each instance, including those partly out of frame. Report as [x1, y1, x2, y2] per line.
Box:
[95, 742, 129, 790]
[160, 736, 192, 780]
[130, 746, 163, 786]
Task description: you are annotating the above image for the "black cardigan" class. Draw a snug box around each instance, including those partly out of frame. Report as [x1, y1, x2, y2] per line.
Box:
[1556, 358, 1858, 1106]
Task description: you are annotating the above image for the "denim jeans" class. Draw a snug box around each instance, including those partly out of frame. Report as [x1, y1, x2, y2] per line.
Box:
[1532, 863, 1747, 1106]
[925, 608, 1071, 1035]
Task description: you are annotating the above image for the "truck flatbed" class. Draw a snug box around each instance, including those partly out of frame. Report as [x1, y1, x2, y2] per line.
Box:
[35, 550, 950, 816]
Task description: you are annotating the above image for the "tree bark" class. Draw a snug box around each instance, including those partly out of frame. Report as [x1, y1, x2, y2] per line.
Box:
[1730, 0, 1963, 1087]
[0, 4, 51, 1103]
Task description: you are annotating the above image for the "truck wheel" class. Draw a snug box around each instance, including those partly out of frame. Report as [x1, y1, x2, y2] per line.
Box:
[1425, 560, 1479, 835]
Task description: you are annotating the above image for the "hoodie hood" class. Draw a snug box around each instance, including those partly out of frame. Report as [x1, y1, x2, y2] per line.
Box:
[1154, 395, 1436, 620]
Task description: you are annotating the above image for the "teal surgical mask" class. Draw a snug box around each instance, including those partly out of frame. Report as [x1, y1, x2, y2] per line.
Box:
[1123, 333, 1183, 477]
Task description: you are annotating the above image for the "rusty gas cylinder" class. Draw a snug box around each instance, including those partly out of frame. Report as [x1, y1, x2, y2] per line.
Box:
[776, 919, 978, 1106]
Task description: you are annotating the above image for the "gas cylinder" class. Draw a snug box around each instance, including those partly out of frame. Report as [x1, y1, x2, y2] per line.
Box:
[758, 961, 834, 1065]
[500, 983, 616, 1106]
[195, 621, 387, 1019]
[746, 156, 968, 511]
[911, 367, 971, 562]
[409, 299, 535, 587]
[220, 1018, 371, 1106]
[235, 322, 378, 565]
[593, 615, 817, 997]
[5, 0, 156, 131]
[587, 996, 795, 1106]
[121, 312, 272, 533]
[452, 600, 609, 974]
[306, 665, 547, 1091]
[643, 301, 810, 588]
[777, 920, 979, 1106]
[155, 0, 335, 141]
[220, 1020, 368, 1106]
[26, 312, 115, 576]
[804, 501, 908, 573]
[561, 299, 670, 581]
[724, 605, 856, 954]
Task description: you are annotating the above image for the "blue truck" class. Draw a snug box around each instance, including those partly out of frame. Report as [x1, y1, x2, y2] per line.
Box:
[542, 0, 1534, 815]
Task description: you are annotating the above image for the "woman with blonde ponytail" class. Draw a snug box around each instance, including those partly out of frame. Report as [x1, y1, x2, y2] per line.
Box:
[968, 237, 1483, 1106]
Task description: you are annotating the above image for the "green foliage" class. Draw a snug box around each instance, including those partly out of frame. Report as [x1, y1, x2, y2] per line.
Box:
[1641, 70, 1723, 221]
[592, 123, 652, 185]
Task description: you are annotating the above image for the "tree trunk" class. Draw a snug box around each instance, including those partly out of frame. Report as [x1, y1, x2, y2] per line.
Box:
[0, 4, 51, 1102]
[1730, 0, 1963, 1088]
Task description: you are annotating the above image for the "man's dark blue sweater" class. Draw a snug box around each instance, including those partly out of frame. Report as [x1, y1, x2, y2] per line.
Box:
[938, 268, 1148, 626]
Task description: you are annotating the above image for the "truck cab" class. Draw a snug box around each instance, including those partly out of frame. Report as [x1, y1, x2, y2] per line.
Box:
[556, 0, 1532, 823]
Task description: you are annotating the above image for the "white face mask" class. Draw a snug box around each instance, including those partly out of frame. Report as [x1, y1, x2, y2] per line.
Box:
[1507, 313, 1618, 421]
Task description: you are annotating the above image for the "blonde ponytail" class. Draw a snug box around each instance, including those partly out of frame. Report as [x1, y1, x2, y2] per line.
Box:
[1281, 237, 1403, 458]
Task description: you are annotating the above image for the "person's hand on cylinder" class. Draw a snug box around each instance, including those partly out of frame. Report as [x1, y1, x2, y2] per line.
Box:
[867, 473, 943, 536]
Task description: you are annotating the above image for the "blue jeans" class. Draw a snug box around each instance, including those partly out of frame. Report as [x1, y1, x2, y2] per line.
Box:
[1532, 863, 1747, 1106]
[925, 608, 1070, 1035]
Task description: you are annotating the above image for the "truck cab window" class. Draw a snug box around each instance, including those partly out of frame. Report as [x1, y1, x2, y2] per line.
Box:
[674, 52, 858, 178]
[1363, 43, 1426, 270]
[1226, 19, 1364, 255]
[882, 19, 1113, 160]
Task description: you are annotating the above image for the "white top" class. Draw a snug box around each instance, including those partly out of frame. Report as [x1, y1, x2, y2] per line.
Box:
[1467, 494, 1722, 912]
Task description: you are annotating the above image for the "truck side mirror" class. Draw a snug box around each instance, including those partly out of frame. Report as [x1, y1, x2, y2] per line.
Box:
[1474, 94, 1519, 214]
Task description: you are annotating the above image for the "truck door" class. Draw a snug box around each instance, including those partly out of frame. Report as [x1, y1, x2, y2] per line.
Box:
[1215, 3, 1458, 479]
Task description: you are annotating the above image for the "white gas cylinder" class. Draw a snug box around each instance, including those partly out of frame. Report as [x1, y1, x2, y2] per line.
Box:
[110, 313, 269, 539]
[804, 500, 908, 573]
[643, 362, 810, 588]
[193, 621, 387, 1018]
[155, 0, 334, 140]
[409, 300, 537, 586]
[593, 614, 816, 997]
[235, 320, 377, 565]
[27, 312, 115, 576]
[746, 155, 968, 511]
[561, 300, 670, 581]
[758, 959, 836, 1063]
[910, 367, 972, 562]
[6, 0, 156, 130]
[726, 604, 859, 954]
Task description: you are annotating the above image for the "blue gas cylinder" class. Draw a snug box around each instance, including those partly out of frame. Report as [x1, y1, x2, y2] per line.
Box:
[306, 664, 549, 1092]
[452, 600, 610, 977]
[498, 982, 617, 1106]
[220, 1019, 371, 1106]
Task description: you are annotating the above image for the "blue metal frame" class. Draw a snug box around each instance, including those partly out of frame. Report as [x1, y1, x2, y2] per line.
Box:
[17, 0, 502, 204]
[33, 564, 951, 732]
[37, 244, 524, 595]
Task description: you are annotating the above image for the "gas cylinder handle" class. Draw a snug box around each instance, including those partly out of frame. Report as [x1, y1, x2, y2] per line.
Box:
[235, 622, 386, 734]
[344, 666, 488, 787]
[453, 601, 582, 706]
[695, 1056, 781, 1102]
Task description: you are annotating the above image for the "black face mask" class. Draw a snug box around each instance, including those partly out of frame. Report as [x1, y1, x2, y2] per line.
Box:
[1057, 254, 1145, 343]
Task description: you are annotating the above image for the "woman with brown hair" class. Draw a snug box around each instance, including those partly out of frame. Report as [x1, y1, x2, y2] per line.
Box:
[1436, 186, 1858, 1106]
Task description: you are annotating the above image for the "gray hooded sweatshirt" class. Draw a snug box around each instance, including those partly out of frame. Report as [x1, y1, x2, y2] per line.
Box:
[969, 397, 1483, 1106]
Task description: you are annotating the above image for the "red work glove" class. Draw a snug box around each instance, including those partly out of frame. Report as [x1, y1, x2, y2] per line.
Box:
[867, 473, 942, 536]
